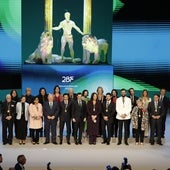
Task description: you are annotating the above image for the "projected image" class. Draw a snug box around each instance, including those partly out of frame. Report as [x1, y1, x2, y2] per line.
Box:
[22, 65, 113, 95]
[112, 0, 170, 90]
[23, 0, 112, 65]
[0, 0, 21, 89]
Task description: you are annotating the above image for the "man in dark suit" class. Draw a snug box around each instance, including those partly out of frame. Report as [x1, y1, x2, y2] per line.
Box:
[128, 88, 138, 138]
[67, 88, 77, 137]
[59, 93, 72, 145]
[148, 94, 165, 145]
[1, 94, 16, 145]
[72, 93, 87, 144]
[14, 155, 26, 170]
[159, 88, 170, 138]
[43, 94, 59, 144]
[101, 93, 116, 145]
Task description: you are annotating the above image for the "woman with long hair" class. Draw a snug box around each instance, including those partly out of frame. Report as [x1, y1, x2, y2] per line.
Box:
[29, 96, 43, 144]
[16, 96, 29, 144]
[87, 92, 101, 144]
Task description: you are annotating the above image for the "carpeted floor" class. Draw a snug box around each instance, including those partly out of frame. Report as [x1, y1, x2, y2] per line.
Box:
[0, 115, 170, 170]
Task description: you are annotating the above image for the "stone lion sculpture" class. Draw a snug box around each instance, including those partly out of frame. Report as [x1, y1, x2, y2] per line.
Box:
[82, 34, 109, 64]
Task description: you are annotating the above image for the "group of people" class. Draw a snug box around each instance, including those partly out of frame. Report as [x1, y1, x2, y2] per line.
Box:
[0, 86, 169, 146]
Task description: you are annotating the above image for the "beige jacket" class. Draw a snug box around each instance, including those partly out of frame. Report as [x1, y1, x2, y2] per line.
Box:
[29, 103, 43, 129]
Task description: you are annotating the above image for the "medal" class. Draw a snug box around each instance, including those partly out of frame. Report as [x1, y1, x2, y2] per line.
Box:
[7, 110, 10, 113]
[65, 109, 67, 112]
[106, 109, 108, 112]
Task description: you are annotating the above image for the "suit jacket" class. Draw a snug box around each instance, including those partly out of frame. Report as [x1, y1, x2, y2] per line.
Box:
[43, 101, 59, 121]
[14, 163, 24, 170]
[86, 101, 101, 120]
[116, 96, 132, 120]
[1, 101, 16, 121]
[68, 93, 77, 101]
[29, 103, 43, 129]
[128, 95, 138, 109]
[102, 101, 116, 122]
[0, 165, 3, 170]
[59, 100, 72, 121]
[131, 106, 148, 130]
[16, 102, 29, 121]
[25, 94, 34, 104]
[72, 100, 86, 122]
[160, 95, 170, 114]
[148, 101, 165, 118]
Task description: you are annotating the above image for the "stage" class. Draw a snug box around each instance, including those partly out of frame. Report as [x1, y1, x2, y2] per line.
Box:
[0, 115, 170, 170]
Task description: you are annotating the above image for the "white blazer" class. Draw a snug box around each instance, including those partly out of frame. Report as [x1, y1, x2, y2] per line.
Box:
[16, 102, 29, 121]
[116, 96, 132, 120]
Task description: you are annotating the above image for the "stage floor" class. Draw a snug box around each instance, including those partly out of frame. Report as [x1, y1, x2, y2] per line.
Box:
[0, 115, 170, 170]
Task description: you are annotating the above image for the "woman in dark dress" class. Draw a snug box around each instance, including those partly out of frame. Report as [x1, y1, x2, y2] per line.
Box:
[37, 87, 48, 137]
[96, 86, 106, 136]
[16, 96, 29, 144]
[10, 89, 19, 138]
[87, 92, 101, 144]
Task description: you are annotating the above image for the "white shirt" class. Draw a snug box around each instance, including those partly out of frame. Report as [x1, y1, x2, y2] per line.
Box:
[116, 96, 132, 120]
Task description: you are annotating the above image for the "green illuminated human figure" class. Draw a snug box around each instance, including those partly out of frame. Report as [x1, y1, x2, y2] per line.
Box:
[53, 12, 84, 62]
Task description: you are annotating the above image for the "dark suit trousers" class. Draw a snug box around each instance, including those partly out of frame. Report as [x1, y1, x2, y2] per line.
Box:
[73, 121, 83, 142]
[45, 119, 57, 143]
[135, 124, 144, 143]
[162, 114, 167, 137]
[60, 120, 71, 141]
[111, 116, 118, 137]
[102, 120, 112, 142]
[150, 118, 162, 143]
[2, 120, 13, 144]
[118, 119, 129, 143]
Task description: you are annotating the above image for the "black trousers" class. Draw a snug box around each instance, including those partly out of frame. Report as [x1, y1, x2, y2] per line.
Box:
[102, 120, 112, 142]
[60, 120, 71, 142]
[111, 116, 118, 137]
[73, 121, 84, 142]
[30, 128, 40, 143]
[45, 119, 57, 143]
[128, 119, 136, 138]
[161, 114, 167, 137]
[118, 119, 129, 143]
[150, 118, 162, 143]
[2, 120, 13, 144]
[135, 128, 144, 143]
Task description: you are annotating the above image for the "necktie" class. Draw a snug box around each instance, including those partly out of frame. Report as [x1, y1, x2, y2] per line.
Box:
[50, 102, 53, 109]
[160, 96, 163, 102]
[78, 100, 82, 106]
[106, 101, 109, 112]
[155, 102, 158, 111]
[64, 101, 68, 112]
[106, 101, 109, 108]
